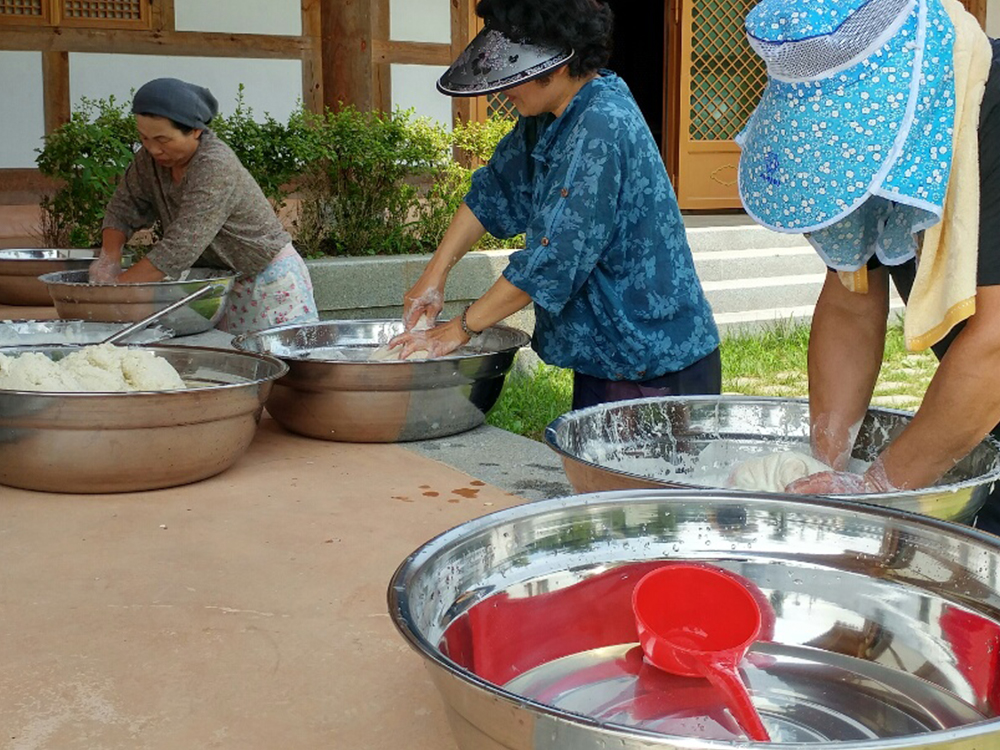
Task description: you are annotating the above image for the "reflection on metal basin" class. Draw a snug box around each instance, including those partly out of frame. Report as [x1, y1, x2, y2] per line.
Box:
[390, 489, 1000, 748]
[0, 248, 97, 305]
[544, 396, 1000, 523]
[0, 319, 174, 346]
[0, 344, 287, 493]
[232, 319, 530, 442]
[39, 268, 235, 336]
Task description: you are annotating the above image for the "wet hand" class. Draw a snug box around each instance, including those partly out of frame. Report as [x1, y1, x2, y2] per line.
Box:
[388, 319, 467, 360]
[88, 256, 122, 284]
[785, 471, 873, 494]
[402, 287, 444, 331]
[785, 459, 895, 495]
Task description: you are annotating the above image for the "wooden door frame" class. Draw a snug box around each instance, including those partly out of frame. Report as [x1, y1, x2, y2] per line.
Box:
[664, 0, 681, 185]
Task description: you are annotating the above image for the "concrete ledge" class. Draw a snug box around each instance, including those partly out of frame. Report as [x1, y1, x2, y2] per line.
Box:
[306, 249, 536, 336]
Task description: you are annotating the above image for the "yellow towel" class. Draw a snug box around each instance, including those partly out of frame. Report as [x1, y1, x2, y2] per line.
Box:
[836, 0, 990, 351]
[904, 0, 990, 351]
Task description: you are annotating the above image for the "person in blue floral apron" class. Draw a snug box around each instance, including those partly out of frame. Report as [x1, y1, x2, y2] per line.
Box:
[737, 0, 1000, 532]
[91, 78, 318, 335]
[390, 0, 721, 410]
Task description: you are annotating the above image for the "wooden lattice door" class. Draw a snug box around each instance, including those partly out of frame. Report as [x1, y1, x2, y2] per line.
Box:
[674, 0, 765, 209]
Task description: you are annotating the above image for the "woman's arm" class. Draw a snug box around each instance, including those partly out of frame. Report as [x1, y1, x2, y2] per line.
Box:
[393, 275, 531, 359]
[402, 203, 487, 328]
[872, 284, 1000, 487]
[806, 268, 889, 470]
[89, 228, 128, 282]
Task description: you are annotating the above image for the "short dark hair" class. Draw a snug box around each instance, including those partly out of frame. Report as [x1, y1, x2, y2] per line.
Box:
[476, 0, 614, 78]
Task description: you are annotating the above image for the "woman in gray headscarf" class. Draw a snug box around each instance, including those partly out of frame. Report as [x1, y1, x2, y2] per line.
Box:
[90, 77, 318, 335]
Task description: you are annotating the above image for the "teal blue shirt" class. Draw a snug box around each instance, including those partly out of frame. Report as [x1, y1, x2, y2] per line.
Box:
[466, 73, 719, 380]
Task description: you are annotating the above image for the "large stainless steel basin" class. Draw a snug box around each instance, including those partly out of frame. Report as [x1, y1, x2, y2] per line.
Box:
[390, 489, 1000, 749]
[232, 319, 530, 442]
[0, 248, 97, 306]
[40, 268, 235, 336]
[544, 396, 1000, 523]
[0, 344, 287, 493]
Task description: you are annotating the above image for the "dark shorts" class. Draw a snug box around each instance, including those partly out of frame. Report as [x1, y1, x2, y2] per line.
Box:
[571, 347, 722, 411]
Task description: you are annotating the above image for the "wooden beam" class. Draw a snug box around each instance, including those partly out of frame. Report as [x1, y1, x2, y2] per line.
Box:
[0, 26, 306, 59]
[322, 0, 375, 110]
[372, 40, 451, 66]
[41, 50, 70, 134]
[301, 0, 324, 113]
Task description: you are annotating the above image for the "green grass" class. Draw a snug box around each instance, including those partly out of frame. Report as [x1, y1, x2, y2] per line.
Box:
[487, 319, 940, 440]
[485, 362, 573, 442]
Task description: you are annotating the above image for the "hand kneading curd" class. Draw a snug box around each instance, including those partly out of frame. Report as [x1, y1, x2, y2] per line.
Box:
[727, 450, 831, 492]
[0, 343, 185, 392]
[369, 314, 433, 362]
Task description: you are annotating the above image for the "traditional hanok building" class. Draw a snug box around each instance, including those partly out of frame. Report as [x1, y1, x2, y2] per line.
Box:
[0, 0, 994, 210]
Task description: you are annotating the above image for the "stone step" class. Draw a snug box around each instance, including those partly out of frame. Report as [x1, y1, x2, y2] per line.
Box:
[692, 244, 824, 282]
[685, 224, 810, 254]
[702, 272, 828, 315]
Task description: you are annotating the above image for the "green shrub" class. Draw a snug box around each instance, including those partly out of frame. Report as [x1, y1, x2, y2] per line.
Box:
[212, 85, 304, 207]
[35, 96, 138, 248]
[412, 115, 522, 252]
[292, 106, 450, 257]
[35, 89, 521, 256]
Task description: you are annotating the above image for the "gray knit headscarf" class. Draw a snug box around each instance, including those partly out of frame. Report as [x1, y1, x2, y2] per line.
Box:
[132, 78, 219, 130]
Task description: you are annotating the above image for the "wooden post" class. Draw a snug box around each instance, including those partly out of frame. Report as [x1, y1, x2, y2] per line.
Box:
[150, 0, 175, 32]
[959, 0, 987, 27]
[41, 50, 70, 134]
[302, 0, 324, 113]
[450, 0, 484, 144]
[372, 0, 391, 113]
[321, 0, 376, 111]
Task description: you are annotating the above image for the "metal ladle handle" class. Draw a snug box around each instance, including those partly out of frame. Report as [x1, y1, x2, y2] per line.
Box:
[101, 283, 219, 345]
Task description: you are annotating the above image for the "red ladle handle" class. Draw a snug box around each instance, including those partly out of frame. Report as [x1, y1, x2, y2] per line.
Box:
[697, 660, 770, 742]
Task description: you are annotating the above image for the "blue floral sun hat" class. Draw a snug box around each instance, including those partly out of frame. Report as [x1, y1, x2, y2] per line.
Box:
[736, 0, 957, 271]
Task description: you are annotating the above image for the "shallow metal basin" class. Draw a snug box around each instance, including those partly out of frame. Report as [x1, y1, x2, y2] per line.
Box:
[0, 248, 97, 305]
[544, 396, 1000, 523]
[0, 344, 287, 493]
[0, 319, 174, 346]
[39, 268, 235, 336]
[232, 319, 530, 442]
[390, 489, 1000, 749]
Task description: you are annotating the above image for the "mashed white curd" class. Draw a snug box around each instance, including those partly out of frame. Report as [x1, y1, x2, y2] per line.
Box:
[0, 343, 185, 392]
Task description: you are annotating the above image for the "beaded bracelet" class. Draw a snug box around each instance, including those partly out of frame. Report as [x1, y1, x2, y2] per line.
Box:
[460, 304, 481, 338]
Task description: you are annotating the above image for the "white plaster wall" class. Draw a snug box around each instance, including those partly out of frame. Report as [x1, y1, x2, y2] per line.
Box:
[390, 0, 451, 43]
[391, 64, 452, 127]
[0, 51, 45, 168]
[989, 0, 1000, 38]
[69, 55, 303, 123]
[174, 0, 301, 36]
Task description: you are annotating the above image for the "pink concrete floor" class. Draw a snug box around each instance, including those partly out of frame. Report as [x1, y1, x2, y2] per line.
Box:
[0, 296, 529, 748]
[1, 413, 530, 749]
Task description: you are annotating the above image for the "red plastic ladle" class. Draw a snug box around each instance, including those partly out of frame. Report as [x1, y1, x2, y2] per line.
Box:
[632, 563, 771, 742]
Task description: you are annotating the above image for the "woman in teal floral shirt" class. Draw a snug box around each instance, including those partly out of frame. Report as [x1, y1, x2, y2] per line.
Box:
[394, 0, 720, 409]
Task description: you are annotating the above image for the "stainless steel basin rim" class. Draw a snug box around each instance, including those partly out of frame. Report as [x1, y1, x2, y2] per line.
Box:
[543, 395, 1000, 523]
[388, 489, 1000, 749]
